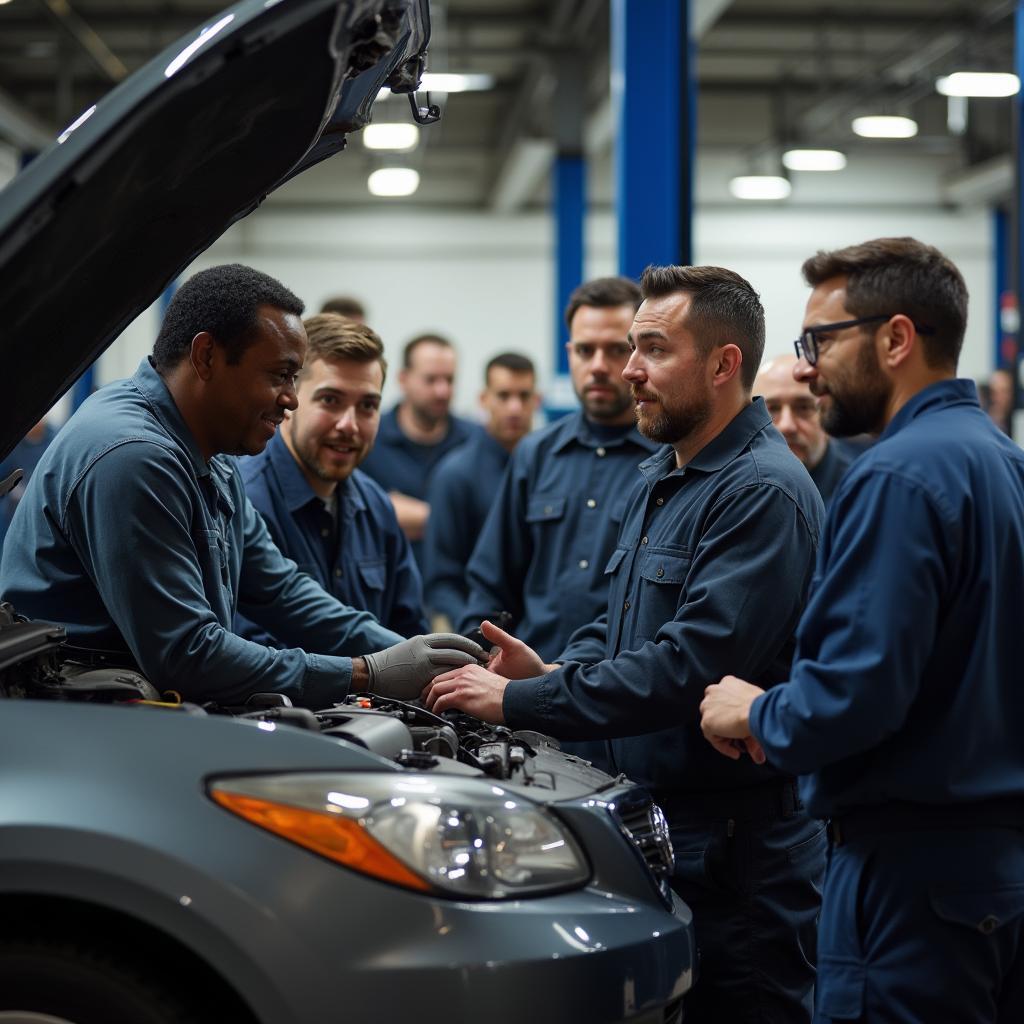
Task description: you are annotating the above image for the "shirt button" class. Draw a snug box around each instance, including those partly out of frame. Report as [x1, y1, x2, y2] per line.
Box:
[321, 528, 330, 538]
[596, 447, 606, 457]
[544, 505, 553, 514]
[334, 568, 343, 578]
[656, 568, 664, 578]
[655, 497, 665, 506]
[641, 535, 649, 545]
[586, 498, 597, 508]
[623, 600, 631, 610]
[579, 559, 589, 569]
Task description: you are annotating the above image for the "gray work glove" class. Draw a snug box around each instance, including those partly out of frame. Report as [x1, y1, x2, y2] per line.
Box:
[364, 633, 487, 700]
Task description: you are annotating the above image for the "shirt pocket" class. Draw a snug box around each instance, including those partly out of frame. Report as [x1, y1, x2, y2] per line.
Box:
[604, 546, 628, 576]
[929, 883, 1024, 936]
[357, 560, 387, 592]
[525, 495, 567, 524]
[635, 548, 692, 642]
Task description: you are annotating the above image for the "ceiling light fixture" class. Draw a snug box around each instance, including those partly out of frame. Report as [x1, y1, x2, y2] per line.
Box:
[851, 115, 918, 138]
[729, 175, 791, 201]
[420, 72, 493, 92]
[362, 123, 420, 151]
[367, 167, 420, 197]
[782, 149, 847, 172]
[936, 72, 1020, 98]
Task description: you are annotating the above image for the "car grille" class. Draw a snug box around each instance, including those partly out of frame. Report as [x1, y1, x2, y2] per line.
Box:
[614, 788, 675, 901]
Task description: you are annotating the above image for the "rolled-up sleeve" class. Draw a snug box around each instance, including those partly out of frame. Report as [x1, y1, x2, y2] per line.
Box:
[504, 483, 817, 738]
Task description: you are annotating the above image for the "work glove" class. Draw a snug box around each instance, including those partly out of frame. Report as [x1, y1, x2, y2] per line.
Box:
[364, 633, 487, 700]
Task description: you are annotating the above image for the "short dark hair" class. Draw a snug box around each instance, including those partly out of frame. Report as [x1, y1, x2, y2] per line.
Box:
[801, 237, 968, 370]
[564, 276, 642, 331]
[485, 351, 535, 386]
[302, 313, 387, 384]
[403, 333, 453, 369]
[319, 295, 366, 320]
[639, 265, 766, 390]
[153, 264, 304, 371]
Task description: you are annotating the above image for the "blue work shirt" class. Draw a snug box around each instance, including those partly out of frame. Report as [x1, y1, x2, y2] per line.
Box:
[457, 411, 660, 660]
[503, 399, 825, 795]
[0, 423, 56, 546]
[750, 379, 1024, 817]
[808, 440, 853, 508]
[0, 358, 402, 707]
[422, 429, 510, 626]
[236, 430, 429, 640]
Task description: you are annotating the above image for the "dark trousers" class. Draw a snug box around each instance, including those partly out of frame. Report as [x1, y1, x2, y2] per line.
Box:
[814, 827, 1024, 1023]
[666, 792, 826, 1023]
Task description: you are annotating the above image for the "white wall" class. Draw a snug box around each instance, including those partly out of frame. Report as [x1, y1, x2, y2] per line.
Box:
[97, 199, 994, 420]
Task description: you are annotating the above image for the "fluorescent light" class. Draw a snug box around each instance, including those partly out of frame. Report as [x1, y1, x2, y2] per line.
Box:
[729, 175, 791, 201]
[367, 167, 420, 197]
[782, 148, 847, 172]
[936, 72, 1020, 98]
[420, 72, 493, 93]
[362, 123, 419, 151]
[852, 115, 918, 138]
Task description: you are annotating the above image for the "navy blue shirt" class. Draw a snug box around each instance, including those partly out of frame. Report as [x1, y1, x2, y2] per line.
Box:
[458, 411, 660, 660]
[503, 400, 825, 795]
[360, 406, 481, 566]
[751, 380, 1024, 817]
[808, 440, 853, 508]
[236, 431, 429, 640]
[422, 429, 510, 626]
[0, 358, 402, 706]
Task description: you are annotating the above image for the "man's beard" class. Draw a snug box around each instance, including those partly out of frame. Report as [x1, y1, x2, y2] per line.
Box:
[820, 339, 891, 437]
[410, 399, 447, 431]
[634, 389, 712, 444]
[289, 420, 361, 483]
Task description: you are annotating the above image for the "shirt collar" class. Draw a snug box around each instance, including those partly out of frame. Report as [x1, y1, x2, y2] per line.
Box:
[880, 378, 980, 440]
[638, 398, 773, 483]
[131, 357, 209, 480]
[550, 410, 661, 455]
[266, 430, 331, 513]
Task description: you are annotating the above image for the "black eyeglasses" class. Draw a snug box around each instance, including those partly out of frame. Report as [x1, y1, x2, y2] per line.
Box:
[794, 314, 935, 366]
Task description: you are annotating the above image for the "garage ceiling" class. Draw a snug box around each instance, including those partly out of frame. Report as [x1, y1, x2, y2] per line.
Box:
[0, 0, 1016, 207]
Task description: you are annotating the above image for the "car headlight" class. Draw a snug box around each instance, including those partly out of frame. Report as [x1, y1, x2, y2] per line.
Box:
[209, 772, 590, 899]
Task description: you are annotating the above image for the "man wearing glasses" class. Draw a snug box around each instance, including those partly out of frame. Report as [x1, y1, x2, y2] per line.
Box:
[754, 353, 853, 506]
[458, 276, 659, 764]
[701, 237, 1024, 1022]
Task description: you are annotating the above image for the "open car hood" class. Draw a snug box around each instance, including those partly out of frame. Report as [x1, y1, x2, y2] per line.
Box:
[0, 0, 431, 461]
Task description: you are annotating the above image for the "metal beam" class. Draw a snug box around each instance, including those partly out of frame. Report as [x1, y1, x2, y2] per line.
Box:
[36, 0, 128, 83]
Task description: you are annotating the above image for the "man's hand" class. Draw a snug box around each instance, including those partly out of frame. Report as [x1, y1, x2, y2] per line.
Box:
[699, 675, 767, 764]
[477, 619, 553, 679]
[422, 664, 509, 723]
[363, 633, 486, 700]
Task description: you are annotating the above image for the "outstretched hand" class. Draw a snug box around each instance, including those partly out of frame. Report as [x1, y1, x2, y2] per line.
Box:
[422, 664, 509, 723]
[699, 675, 767, 764]
[478, 619, 552, 679]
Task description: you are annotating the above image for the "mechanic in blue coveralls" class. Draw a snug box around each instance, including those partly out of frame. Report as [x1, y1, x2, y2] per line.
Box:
[700, 237, 1024, 1024]
[457, 277, 659, 767]
[0, 264, 483, 708]
[423, 351, 539, 628]
[236, 313, 428, 641]
[427, 265, 828, 1023]
[360, 333, 481, 567]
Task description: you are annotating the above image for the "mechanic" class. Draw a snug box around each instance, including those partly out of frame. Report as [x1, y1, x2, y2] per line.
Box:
[700, 237, 1024, 1024]
[0, 264, 483, 707]
[236, 313, 428, 642]
[429, 265, 827, 1023]
[360, 332, 481, 564]
[754, 353, 853, 506]
[422, 351, 538, 629]
[456, 276, 658, 766]
[319, 294, 366, 323]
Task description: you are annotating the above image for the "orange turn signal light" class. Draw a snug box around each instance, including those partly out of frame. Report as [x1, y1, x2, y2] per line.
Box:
[210, 789, 431, 892]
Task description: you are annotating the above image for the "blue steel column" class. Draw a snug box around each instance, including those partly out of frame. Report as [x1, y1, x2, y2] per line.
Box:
[1012, 2, 1024, 439]
[613, 0, 693, 278]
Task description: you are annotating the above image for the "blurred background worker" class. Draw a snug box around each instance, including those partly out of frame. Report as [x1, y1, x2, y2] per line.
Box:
[319, 295, 367, 323]
[237, 314, 428, 643]
[423, 352, 539, 629]
[0, 417, 56, 549]
[755, 353, 853, 506]
[361, 333, 480, 566]
[457, 276, 659, 765]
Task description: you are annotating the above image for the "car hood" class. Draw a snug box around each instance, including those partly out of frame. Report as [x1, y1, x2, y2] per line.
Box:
[0, 0, 430, 462]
